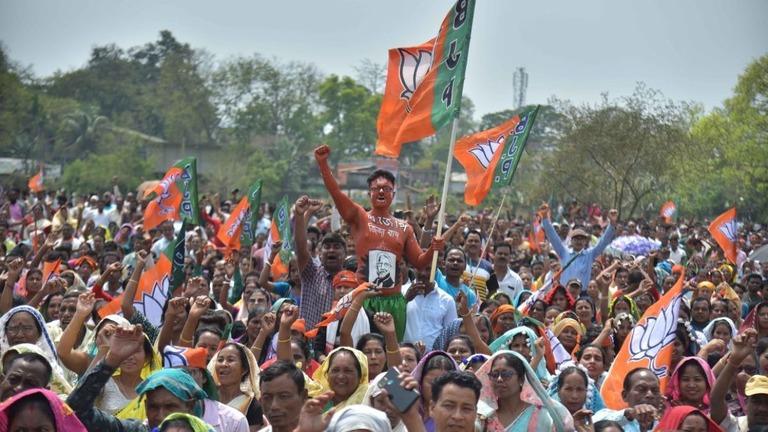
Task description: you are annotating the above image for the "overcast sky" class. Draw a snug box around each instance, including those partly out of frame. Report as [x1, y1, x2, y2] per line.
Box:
[1, 0, 766, 119]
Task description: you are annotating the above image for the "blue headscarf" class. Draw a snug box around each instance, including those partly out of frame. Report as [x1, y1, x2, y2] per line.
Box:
[514, 290, 533, 308]
[136, 369, 208, 417]
[547, 367, 606, 413]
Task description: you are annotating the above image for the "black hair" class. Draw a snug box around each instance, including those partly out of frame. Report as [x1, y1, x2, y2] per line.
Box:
[493, 352, 526, 379]
[5, 352, 53, 384]
[260, 360, 305, 394]
[356, 333, 386, 352]
[431, 370, 482, 404]
[327, 349, 362, 381]
[756, 338, 768, 358]
[399, 342, 422, 363]
[160, 418, 195, 432]
[479, 300, 501, 313]
[675, 323, 695, 357]
[230, 321, 246, 340]
[558, 366, 588, 389]
[692, 297, 711, 310]
[198, 311, 227, 333]
[194, 327, 223, 346]
[577, 344, 607, 366]
[622, 367, 655, 392]
[465, 229, 483, 240]
[422, 353, 458, 385]
[444, 247, 467, 263]
[594, 420, 625, 432]
[6, 392, 55, 428]
[366, 169, 396, 187]
[291, 339, 312, 365]
[306, 225, 322, 239]
[447, 334, 475, 355]
[493, 241, 512, 253]
[319, 232, 347, 249]
[160, 296, 191, 326]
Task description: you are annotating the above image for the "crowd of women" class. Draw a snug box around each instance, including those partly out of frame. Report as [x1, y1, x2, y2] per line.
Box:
[0, 184, 767, 432]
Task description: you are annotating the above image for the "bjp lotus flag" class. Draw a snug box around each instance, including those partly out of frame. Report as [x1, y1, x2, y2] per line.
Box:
[42, 259, 61, 284]
[601, 275, 684, 410]
[143, 157, 200, 230]
[709, 207, 738, 264]
[454, 106, 540, 205]
[375, 0, 476, 158]
[28, 165, 44, 193]
[264, 195, 292, 279]
[99, 221, 186, 325]
[376, 38, 435, 157]
[660, 201, 677, 223]
[218, 181, 262, 255]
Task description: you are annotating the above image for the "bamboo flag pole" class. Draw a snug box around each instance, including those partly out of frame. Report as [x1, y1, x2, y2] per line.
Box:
[466, 192, 507, 296]
[429, 117, 460, 283]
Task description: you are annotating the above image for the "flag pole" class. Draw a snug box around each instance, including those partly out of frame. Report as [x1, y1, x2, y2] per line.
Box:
[429, 117, 460, 282]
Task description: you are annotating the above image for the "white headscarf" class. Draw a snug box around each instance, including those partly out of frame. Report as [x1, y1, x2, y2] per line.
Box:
[326, 405, 392, 432]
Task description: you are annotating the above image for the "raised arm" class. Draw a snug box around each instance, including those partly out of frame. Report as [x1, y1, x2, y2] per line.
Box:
[259, 240, 283, 293]
[30, 233, 56, 270]
[596, 263, 617, 324]
[250, 312, 276, 360]
[457, 291, 491, 355]
[121, 250, 148, 320]
[0, 258, 24, 315]
[157, 297, 188, 353]
[588, 209, 617, 257]
[27, 277, 65, 309]
[276, 304, 299, 362]
[314, 145, 361, 225]
[372, 312, 402, 368]
[56, 292, 97, 376]
[541, 203, 567, 259]
[711, 328, 756, 423]
[339, 287, 377, 347]
[177, 296, 211, 348]
[293, 196, 316, 273]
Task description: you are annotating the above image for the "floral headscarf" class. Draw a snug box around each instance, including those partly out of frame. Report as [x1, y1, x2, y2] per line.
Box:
[664, 356, 716, 414]
[311, 346, 369, 412]
[608, 295, 640, 319]
[476, 350, 573, 432]
[546, 367, 606, 413]
[489, 326, 551, 382]
[552, 316, 584, 358]
[0, 388, 86, 432]
[1, 343, 73, 397]
[0, 306, 58, 364]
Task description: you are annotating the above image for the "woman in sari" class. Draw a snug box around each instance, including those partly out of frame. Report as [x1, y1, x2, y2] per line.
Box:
[475, 350, 573, 432]
[311, 346, 369, 413]
[664, 356, 716, 414]
[490, 304, 517, 337]
[209, 342, 263, 431]
[490, 326, 550, 383]
[703, 317, 738, 350]
[546, 366, 606, 415]
[0, 306, 58, 366]
[552, 316, 584, 359]
[0, 388, 87, 432]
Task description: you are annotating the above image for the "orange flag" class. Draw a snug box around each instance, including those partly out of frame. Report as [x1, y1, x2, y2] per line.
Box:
[660, 201, 676, 223]
[375, 0, 476, 158]
[98, 256, 172, 324]
[600, 275, 684, 410]
[217, 195, 250, 254]
[305, 283, 372, 339]
[143, 157, 200, 231]
[708, 207, 738, 264]
[28, 165, 44, 192]
[454, 106, 539, 205]
[42, 259, 61, 284]
[375, 38, 435, 157]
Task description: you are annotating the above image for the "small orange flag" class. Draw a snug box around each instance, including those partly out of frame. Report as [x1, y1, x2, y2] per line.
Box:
[42, 259, 61, 284]
[660, 201, 676, 223]
[600, 275, 683, 410]
[28, 166, 44, 193]
[708, 207, 738, 263]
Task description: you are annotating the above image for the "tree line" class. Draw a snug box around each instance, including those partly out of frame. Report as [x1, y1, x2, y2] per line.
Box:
[1, 31, 765, 219]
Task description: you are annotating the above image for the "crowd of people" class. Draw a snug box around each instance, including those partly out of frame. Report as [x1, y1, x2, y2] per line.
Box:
[0, 146, 767, 432]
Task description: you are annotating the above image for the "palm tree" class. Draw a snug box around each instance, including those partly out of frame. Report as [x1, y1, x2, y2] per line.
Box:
[57, 111, 109, 159]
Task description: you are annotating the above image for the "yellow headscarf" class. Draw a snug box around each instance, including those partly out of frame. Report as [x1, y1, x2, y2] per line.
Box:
[311, 347, 369, 412]
[208, 342, 261, 415]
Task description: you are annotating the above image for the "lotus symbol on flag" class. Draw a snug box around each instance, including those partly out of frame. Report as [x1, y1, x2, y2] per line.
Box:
[468, 135, 504, 169]
[134, 275, 171, 325]
[397, 47, 433, 109]
[628, 294, 681, 377]
[718, 218, 737, 243]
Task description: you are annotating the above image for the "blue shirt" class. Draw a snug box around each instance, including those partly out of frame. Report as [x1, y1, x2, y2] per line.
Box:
[435, 269, 477, 308]
[543, 219, 615, 288]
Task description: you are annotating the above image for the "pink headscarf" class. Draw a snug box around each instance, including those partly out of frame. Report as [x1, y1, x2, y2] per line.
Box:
[664, 356, 716, 414]
[0, 388, 86, 432]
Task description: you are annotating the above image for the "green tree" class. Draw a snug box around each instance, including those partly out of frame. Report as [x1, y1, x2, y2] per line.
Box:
[682, 55, 768, 220]
[59, 141, 154, 193]
[318, 74, 381, 160]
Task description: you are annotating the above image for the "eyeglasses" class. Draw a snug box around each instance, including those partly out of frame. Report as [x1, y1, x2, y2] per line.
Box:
[6, 325, 37, 336]
[369, 186, 393, 193]
[488, 370, 518, 381]
[740, 365, 758, 376]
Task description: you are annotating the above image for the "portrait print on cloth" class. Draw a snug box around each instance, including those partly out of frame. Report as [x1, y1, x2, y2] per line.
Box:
[369, 250, 397, 288]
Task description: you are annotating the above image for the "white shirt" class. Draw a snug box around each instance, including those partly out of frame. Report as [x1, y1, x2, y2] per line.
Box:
[403, 287, 458, 349]
[203, 398, 250, 432]
[496, 267, 525, 300]
[82, 207, 119, 227]
[669, 246, 687, 265]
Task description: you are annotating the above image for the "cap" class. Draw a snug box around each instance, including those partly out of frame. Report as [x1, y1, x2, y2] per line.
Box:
[746, 375, 768, 397]
[162, 346, 208, 369]
[570, 229, 589, 238]
[566, 278, 582, 287]
[333, 270, 359, 288]
[291, 318, 307, 334]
